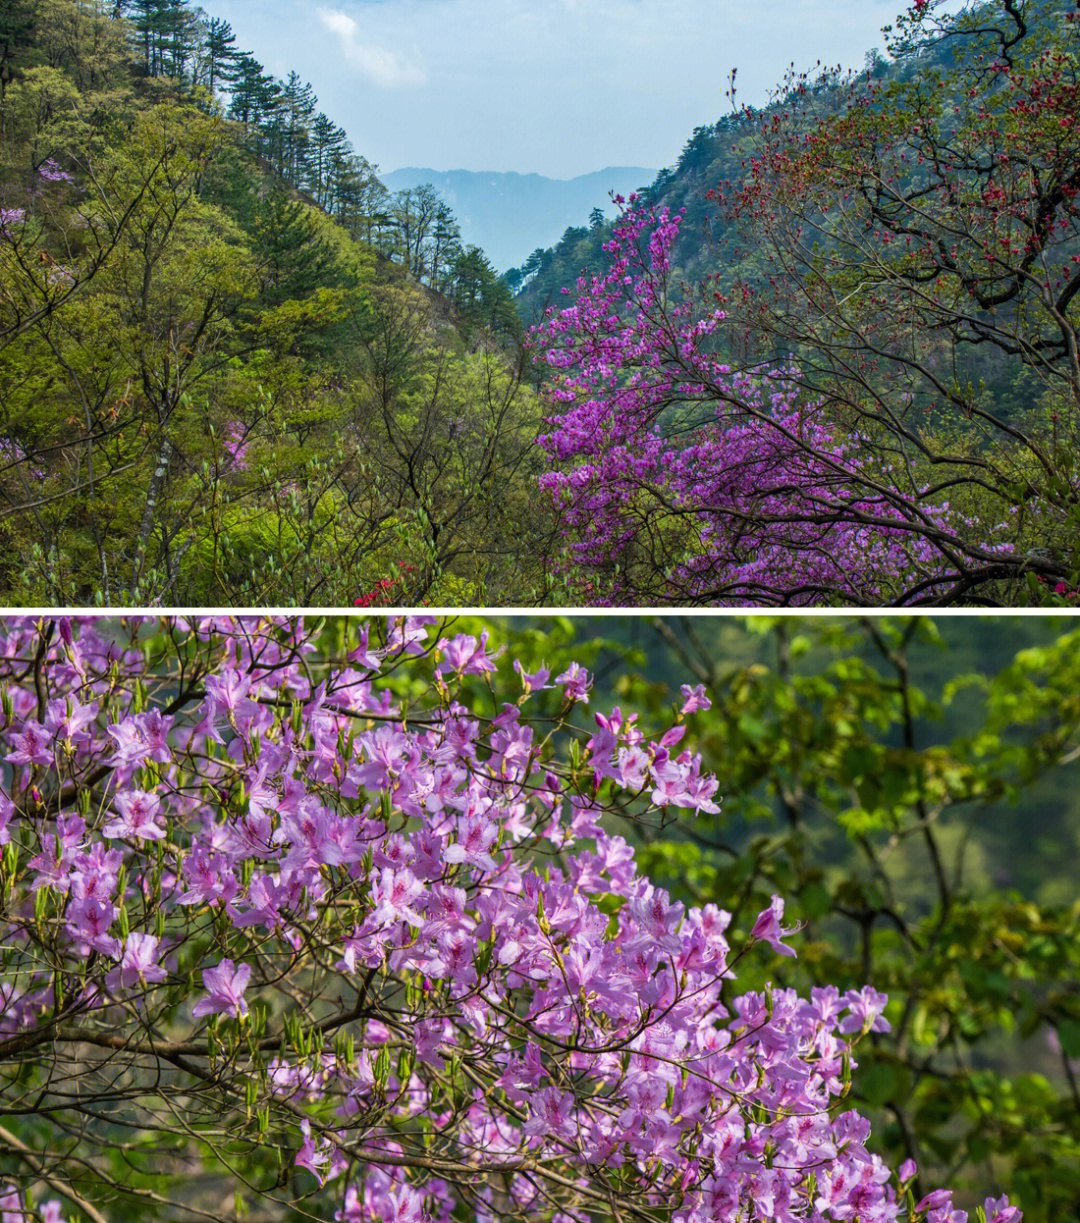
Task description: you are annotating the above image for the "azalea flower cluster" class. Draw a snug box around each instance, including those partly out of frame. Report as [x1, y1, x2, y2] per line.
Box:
[532, 206, 1010, 606]
[36, 160, 74, 184]
[0, 617, 1019, 1223]
[222, 419, 250, 472]
[352, 566, 422, 609]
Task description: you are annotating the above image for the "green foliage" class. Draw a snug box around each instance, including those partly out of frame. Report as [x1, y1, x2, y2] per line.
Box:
[0, 0, 545, 606]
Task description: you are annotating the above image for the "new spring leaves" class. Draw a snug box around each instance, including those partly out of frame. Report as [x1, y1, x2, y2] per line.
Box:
[0, 618, 1018, 1223]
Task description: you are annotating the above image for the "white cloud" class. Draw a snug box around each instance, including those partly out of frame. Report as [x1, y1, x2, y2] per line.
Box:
[316, 7, 426, 88]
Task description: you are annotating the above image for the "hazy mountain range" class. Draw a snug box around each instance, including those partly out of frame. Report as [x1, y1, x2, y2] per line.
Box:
[380, 166, 657, 272]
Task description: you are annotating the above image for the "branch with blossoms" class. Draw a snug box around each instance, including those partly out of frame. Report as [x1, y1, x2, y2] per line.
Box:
[0, 616, 1020, 1223]
[530, 0, 1080, 607]
[714, 3, 1080, 598]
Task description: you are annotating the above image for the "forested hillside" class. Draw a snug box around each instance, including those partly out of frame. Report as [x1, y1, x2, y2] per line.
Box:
[510, 10, 1012, 316]
[0, 0, 539, 607]
[3, 0, 1080, 607]
[517, 0, 1080, 607]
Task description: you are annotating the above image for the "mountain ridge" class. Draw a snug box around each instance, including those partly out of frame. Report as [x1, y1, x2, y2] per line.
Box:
[384, 165, 656, 184]
[380, 165, 656, 271]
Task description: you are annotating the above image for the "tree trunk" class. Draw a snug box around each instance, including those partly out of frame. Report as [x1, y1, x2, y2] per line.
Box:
[130, 436, 173, 599]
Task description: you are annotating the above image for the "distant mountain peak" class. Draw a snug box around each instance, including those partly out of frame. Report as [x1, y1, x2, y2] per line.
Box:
[387, 166, 656, 184]
[379, 166, 657, 271]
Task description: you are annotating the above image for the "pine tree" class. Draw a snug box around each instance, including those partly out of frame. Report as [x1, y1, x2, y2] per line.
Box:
[331, 154, 388, 241]
[430, 201, 461, 291]
[123, 0, 160, 75]
[160, 0, 197, 80]
[202, 16, 239, 97]
[122, 0, 194, 80]
[254, 72, 282, 160]
[228, 52, 281, 163]
[279, 71, 315, 186]
[308, 113, 349, 209]
[227, 51, 263, 126]
[248, 189, 341, 306]
[449, 246, 520, 337]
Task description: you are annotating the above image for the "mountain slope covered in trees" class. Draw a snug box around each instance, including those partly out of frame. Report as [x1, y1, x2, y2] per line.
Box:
[0, 0, 543, 606]
[2, 0, 1079, 607]
[517, 0, 1080, 606]
[514, 0, 1075, 345]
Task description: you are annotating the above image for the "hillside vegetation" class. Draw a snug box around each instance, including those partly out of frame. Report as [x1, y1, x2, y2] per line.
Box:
[0, 0, 541, 606]
[516, 0, 1080, 606]
[3, 0, 1080, 606]
[381, 165, 656, 272]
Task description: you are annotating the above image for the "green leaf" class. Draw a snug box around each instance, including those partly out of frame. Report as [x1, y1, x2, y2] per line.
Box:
[1058, 1019, 1080, 1060]
[859, 1061, 899, 1106]
[800, 882, 832, 920]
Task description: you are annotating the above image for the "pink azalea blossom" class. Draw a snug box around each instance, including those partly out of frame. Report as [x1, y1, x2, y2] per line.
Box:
[5, 720, 53, 766]
[444, 813, 499, 872]
[554, 661, 591, 702]
[751, 894, 799, 957]
[679, 683, 711, 714]
[106, 933, 168, 991]
[192, 958, 251, 1019]
[103, 791, 165, 841]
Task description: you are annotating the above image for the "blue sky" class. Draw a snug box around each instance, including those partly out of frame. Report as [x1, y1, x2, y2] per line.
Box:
[200, 0, 940, 179]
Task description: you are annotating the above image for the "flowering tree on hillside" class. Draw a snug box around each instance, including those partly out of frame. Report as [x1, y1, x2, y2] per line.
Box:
[532, 208, 1022, 606]
[532, 0, 1080, 607]
[723, 0, 1080, 598]
[0, 617, 1021, 1222]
